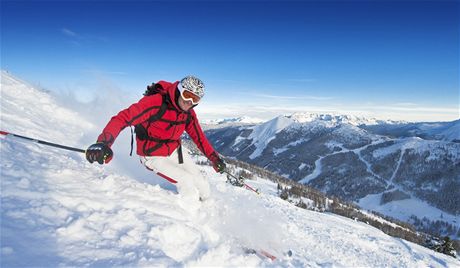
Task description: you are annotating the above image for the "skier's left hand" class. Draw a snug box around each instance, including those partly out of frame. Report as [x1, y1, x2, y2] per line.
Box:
[212, 157, 226, 173]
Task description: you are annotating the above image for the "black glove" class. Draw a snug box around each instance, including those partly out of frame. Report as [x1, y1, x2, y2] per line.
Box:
[86, 142, 113, 164]
[212, 157, 226, 174]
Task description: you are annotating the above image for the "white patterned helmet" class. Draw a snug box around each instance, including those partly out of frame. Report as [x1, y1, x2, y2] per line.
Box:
[179, 75, 205, 98]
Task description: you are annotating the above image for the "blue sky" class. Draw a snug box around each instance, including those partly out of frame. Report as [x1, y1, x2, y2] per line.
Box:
[2, 1, 459, 122]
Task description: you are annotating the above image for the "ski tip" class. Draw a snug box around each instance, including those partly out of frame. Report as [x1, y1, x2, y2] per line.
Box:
[0, 130, 9, 136]
[259, 250, 277, 261]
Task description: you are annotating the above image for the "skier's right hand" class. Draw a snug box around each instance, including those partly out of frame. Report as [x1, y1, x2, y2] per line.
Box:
[86, 142, 113, 164]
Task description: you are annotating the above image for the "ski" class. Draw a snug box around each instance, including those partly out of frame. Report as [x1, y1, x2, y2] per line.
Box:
[243, 247, 277, 261]
[242, 182, 259, 194]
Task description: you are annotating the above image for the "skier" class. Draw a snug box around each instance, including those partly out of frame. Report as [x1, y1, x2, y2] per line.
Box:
[85, 76, 226, 203]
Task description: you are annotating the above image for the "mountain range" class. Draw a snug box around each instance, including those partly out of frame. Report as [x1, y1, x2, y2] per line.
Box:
[204, 113, 460, 237]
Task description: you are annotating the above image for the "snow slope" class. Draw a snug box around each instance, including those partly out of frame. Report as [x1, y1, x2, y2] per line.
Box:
[439, 120, 460, 141]
[1, 71, 459, 267]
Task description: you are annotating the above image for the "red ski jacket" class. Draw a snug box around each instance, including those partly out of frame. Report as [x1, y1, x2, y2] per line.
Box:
[97, 81, 219, 163]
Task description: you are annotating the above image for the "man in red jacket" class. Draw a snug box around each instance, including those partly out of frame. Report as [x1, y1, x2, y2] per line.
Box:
[86, 76, 226, 203]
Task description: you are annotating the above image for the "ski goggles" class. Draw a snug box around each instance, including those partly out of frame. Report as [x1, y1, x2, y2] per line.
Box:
[181, 89, 201, 105]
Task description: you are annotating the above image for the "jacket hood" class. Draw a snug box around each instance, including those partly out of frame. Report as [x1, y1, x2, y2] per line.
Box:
[157, 80, 183, 111]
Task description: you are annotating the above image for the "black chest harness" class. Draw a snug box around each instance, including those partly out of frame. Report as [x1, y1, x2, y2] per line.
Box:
[130, 94, 191, 164]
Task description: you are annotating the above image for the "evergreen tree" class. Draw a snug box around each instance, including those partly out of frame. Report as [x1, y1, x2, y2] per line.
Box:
[280, 188, 289, 200]
[277, 183, 282, 193]
[435, 236, 457, 258]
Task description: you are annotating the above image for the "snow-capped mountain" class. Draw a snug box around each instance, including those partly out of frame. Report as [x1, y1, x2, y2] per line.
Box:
[2, 70, 459, 266]
[224, 111, 459, 142]
[202, 116, 266, 130]
[361, 119, 460, 142]
[205, 113, 460, 238]
[286, 112, 405, 126]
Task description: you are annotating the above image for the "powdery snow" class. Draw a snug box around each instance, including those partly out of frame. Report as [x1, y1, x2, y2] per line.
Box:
[0, 70, 93, 144]
[1, 71, 459, 267]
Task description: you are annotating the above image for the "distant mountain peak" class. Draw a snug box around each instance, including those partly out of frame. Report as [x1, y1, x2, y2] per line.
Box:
[202, 116, 266, 125]
[285, 112, 405, 126]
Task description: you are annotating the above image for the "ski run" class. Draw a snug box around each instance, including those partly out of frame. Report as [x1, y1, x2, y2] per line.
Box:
[1, 70, 459, 267]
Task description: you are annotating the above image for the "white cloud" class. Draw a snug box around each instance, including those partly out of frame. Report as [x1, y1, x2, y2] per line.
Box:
[60, 27, 108, 45]
[61, 28, 78, 37]
[197, 101, 459, 123]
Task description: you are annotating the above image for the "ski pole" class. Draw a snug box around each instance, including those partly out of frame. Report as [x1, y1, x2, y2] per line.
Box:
[0, 130, 86, 153]
[224, 170, 260, 194]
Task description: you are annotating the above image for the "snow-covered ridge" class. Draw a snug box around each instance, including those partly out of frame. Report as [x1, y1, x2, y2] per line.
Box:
[206, 112, 404, 129]
[229, 113, 383, 160]
[209, 112, 459, 152]
[203, 116, 266, 125]
[248, 115, 295, 159]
